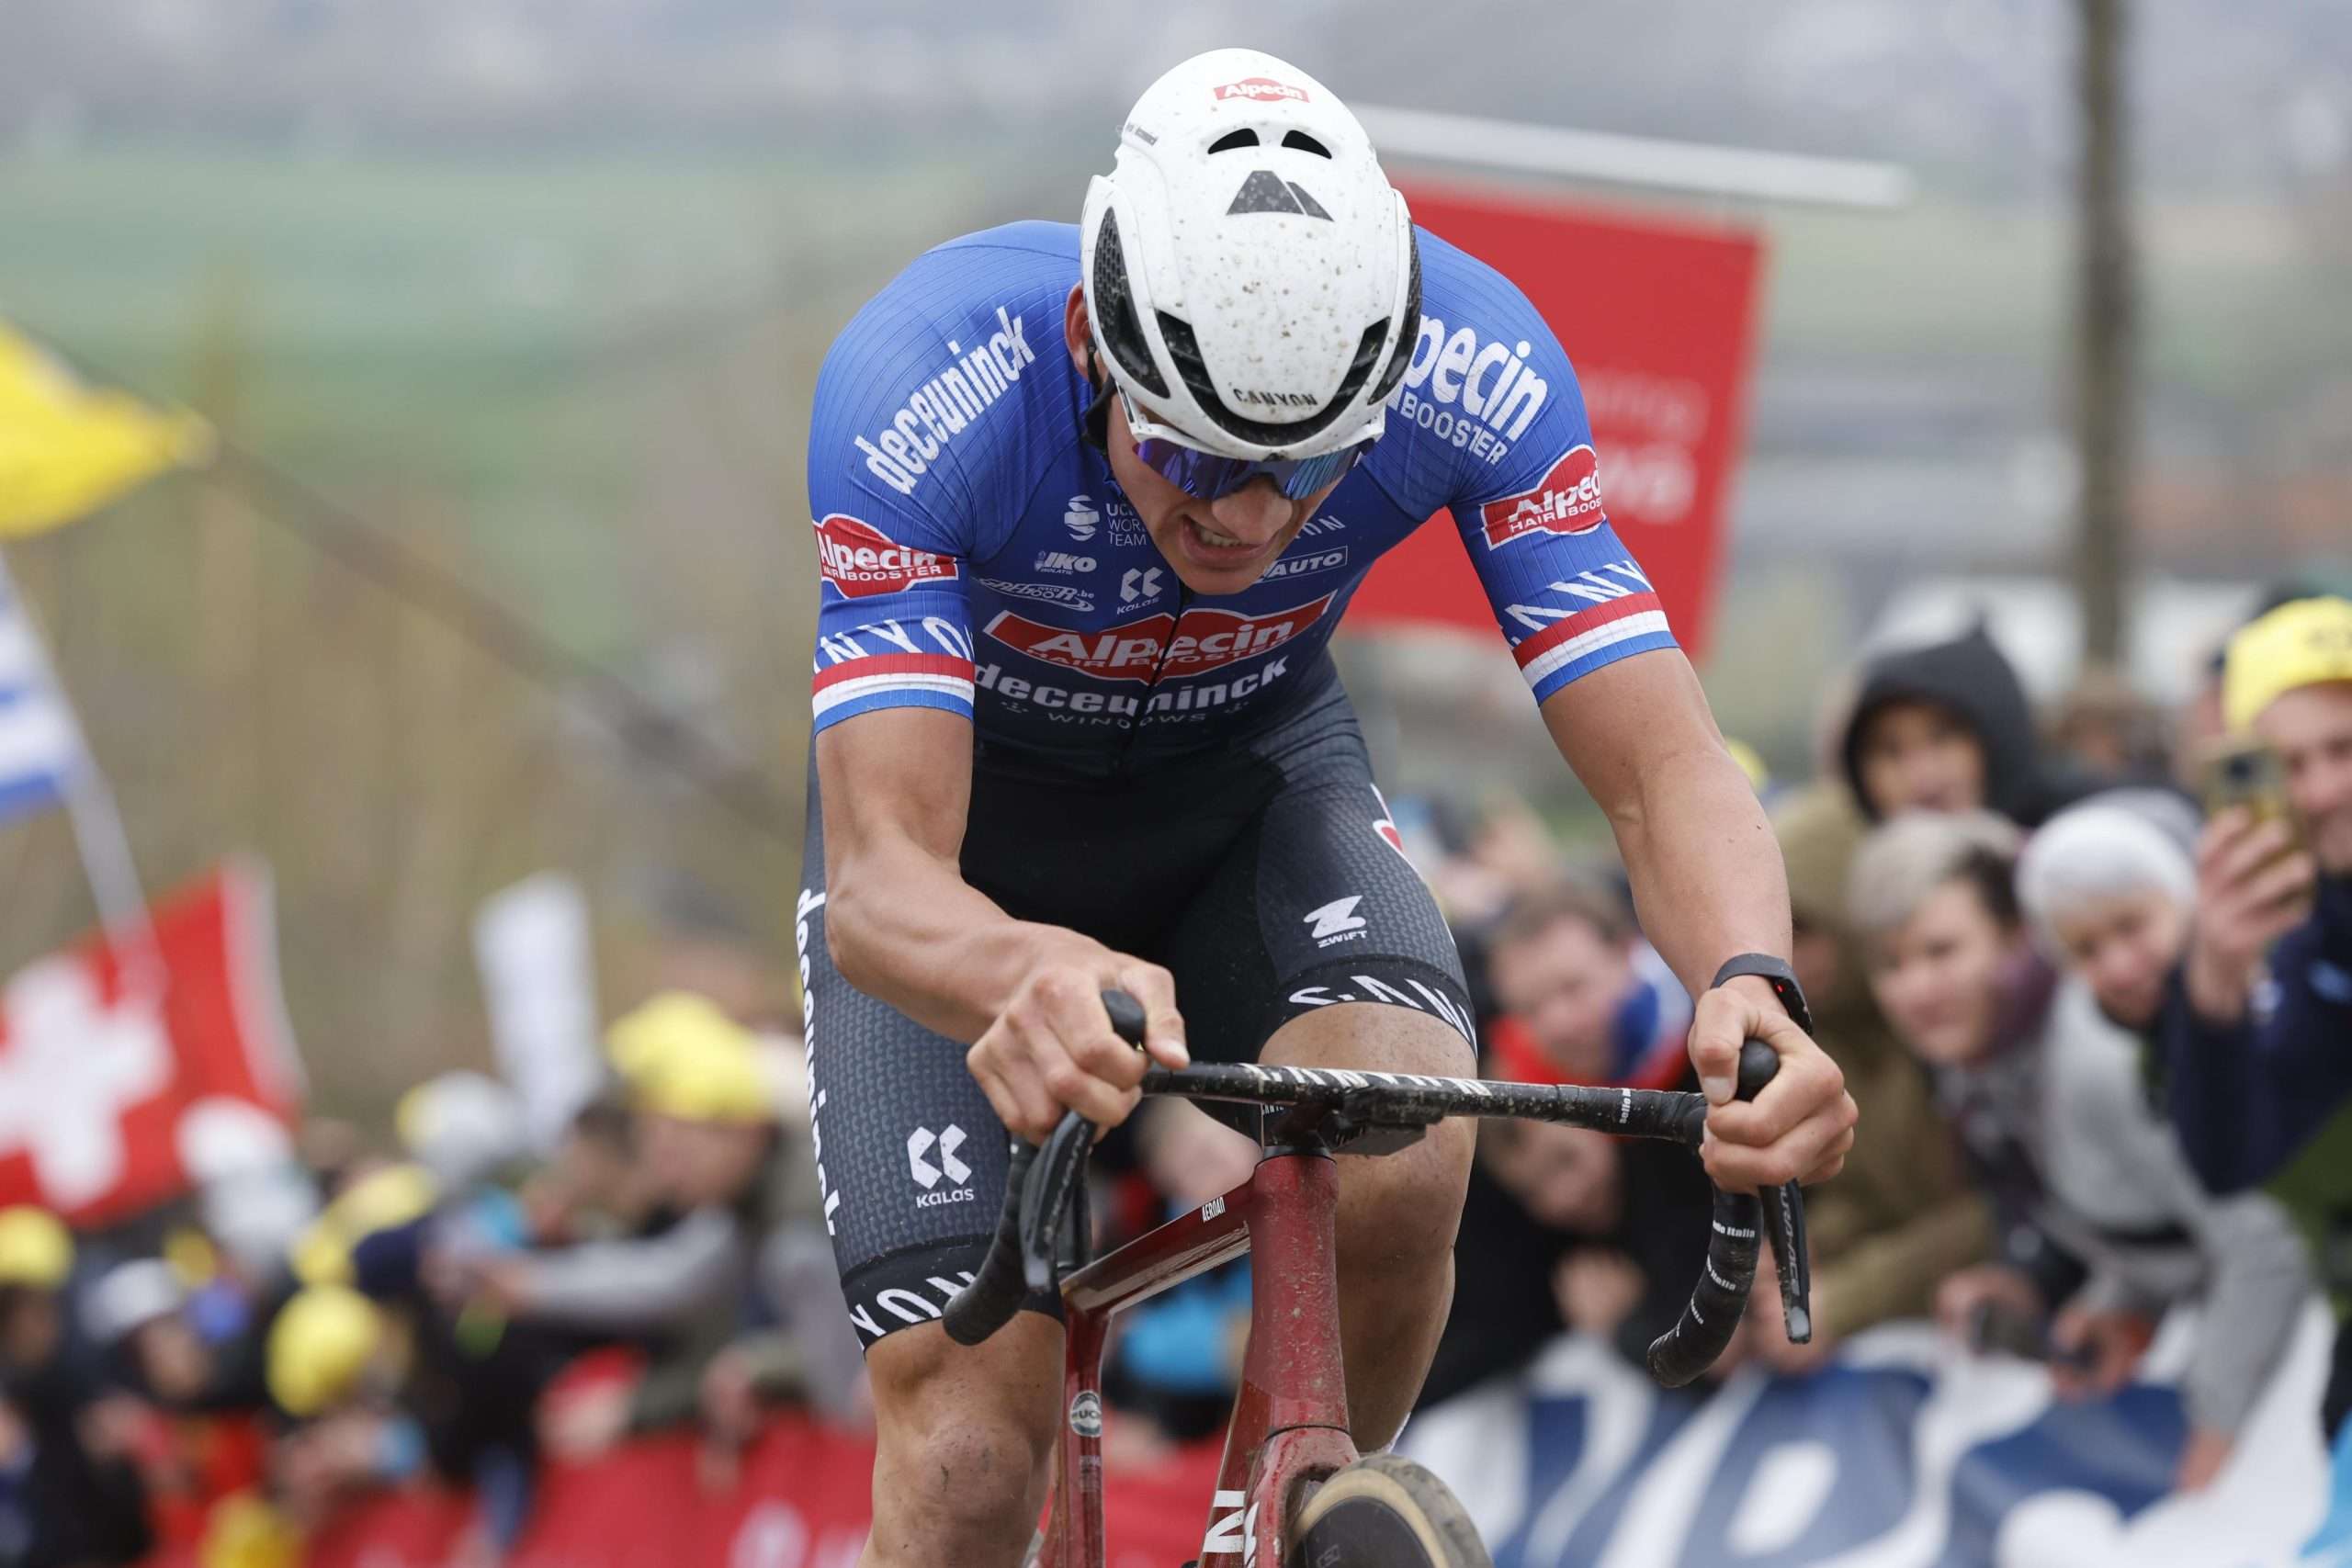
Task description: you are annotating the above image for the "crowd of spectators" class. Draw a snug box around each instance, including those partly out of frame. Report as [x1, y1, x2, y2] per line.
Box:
[4, 581, 2349, 1564]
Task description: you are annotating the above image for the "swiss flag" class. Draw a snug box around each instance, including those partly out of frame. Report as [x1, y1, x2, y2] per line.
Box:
[0, 863, 305, 1226]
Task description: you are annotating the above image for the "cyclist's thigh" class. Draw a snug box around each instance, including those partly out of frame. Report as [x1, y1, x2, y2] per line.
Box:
[1159, 700, 1476, 1077]
[797, 790, 1057, 1352]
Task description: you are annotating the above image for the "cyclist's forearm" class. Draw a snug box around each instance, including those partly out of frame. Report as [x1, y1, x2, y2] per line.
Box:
[1604, 740, 1792, 998]
[826, 837, 1093, 1043]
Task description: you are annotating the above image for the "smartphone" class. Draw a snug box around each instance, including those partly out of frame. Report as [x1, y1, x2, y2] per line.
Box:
[2201, 737, 2304, 852]
[1967, 1301, 2098, 1371]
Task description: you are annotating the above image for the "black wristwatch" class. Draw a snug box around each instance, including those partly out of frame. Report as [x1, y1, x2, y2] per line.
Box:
[1710, 953, 1815, 1036]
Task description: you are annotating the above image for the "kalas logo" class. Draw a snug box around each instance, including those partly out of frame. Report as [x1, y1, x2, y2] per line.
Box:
[984, 594, 1335, 682]
[813, 514, 959, 598]
[1480, 446, 1605, 549]
[1213, 76, 1308, 104]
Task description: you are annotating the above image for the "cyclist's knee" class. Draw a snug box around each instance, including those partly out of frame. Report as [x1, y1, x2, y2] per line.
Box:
[866, 1318, 1059, 1536]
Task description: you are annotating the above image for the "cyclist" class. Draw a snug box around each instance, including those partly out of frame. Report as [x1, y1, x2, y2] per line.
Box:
[798, 48, 1857, 1566]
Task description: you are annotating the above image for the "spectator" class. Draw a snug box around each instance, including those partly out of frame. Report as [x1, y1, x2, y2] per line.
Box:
[1484, 878, 1690, 1091]
[442, 994, 822, 1466]
[2158, 595, 2352, 1526]
[1735, 784, 1990, 1375]
[1840, 622, 2102, 827]
[264, 1285, 422, 1531]
[83, 1259, 268, 1551]
[1482, 1119, 1712, 1372]
[0, 1206, 153, 1568]
[2049, 663, 2171, 784]
[1852, 811, 2309, 1493]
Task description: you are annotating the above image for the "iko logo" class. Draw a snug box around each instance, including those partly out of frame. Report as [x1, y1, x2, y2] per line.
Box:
[1035, 550, 1096, 575]
[1227, 169, 1331, 220]
[856, 307, 1037, 497]
[1064, 496, 1099, 542]
[1120, 566, 1164, 604]
[907, 1124, 973, 1207]
[1304, 896, 1368, 948]
[1387, 314, 1548, 464]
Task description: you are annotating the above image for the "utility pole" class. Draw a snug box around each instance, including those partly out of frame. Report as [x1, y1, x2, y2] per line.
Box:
[2074, 0, 2136, 666]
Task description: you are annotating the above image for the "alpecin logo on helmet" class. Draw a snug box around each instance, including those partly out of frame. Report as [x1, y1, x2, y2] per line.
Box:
[1212, 77, 1308, 104]
[1480, 445, 1606, 549]
[813, 514, 959, 598]
[983, 594, 1335, 682]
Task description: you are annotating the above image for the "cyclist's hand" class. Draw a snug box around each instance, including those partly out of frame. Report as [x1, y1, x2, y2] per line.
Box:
[967, 948, 1187, 1141]
[1691, 976, 1856, 1190]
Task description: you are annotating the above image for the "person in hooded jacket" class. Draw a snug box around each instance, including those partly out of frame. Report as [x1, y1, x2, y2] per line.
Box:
[1841, 622, 2107, 829]
[1730, 784, 1992, 1374]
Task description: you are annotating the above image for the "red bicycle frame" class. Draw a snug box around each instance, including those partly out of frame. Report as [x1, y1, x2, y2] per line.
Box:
[1037, 1145, 1354, 1568]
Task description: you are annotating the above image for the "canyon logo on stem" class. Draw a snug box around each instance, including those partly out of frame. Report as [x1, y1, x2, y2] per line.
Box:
[1480, 445, 1606, 549]
[813, 514, 959, 598]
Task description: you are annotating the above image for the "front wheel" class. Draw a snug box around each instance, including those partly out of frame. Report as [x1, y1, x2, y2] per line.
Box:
[1286, 1454, 1491, 1567]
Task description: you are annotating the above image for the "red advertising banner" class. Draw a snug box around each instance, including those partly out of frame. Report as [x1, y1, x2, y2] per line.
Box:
[145, 1419, 1227, 1568]
[0, 863, 305, 1226]
[1346, 184, 1766, 662]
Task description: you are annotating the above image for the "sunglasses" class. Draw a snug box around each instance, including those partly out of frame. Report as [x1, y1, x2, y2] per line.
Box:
[1121, 393, 1372, 502]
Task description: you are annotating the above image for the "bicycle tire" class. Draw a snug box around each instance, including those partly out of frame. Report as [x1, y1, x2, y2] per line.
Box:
[1286, 1454, 1491, 1567]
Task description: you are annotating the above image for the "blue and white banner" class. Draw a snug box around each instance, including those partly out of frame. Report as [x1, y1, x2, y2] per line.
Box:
[1402, 1306, 2335, 1567]
[0, 558, 83, 826]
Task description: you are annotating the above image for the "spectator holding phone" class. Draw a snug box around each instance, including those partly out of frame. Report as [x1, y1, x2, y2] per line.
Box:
[1850, 811, 2308, 1494]
[2157, 596, 2352, 1517]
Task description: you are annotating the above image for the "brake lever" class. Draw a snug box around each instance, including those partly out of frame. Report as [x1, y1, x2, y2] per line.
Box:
[1737, 1039, 1813, 1345]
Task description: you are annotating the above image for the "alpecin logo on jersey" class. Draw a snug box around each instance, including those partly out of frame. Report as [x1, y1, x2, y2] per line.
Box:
[1388, 315, 1548, 467]
[983, 593, 1336, 682]
[855, 307, 1037, 497]
[1481, 445, 1606, 549]
[813, 514, 959, 598]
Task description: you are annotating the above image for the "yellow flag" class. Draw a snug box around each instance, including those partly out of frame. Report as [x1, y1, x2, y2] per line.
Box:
[0, 321, 213, 538]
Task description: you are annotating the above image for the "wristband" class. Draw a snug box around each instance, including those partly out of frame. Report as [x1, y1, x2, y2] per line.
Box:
[1709, 953, 1815, 1036]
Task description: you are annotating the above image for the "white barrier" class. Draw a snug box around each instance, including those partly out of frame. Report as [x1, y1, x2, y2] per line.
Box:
[1400, 1304, 2335, 1567]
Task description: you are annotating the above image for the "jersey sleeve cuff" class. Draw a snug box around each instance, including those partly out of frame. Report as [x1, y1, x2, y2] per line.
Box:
[1513, 591, 1678, 705]
[811, 654, 977, 732]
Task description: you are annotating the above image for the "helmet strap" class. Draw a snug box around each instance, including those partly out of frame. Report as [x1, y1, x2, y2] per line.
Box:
[1079, 347, 1116, 455]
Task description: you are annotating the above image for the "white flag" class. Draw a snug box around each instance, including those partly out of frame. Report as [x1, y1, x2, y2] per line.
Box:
[0, 558, 84, 826]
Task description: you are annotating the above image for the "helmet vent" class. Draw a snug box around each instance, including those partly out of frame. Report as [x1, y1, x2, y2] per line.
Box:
[1091, 209, 1170, 399]
[1281, 130, 1332, 158]
[1157, 310, 1386, 448]
[1371, 228, 1423, 403]
[1207, 129, 1260, 153]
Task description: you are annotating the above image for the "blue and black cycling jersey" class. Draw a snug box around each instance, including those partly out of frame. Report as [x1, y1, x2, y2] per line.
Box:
[805, 220, 1676, 775]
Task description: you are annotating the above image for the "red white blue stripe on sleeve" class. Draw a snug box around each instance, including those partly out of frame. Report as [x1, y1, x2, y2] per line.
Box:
[1511, 592, 1676, 703]
[810, 653, 977, 731]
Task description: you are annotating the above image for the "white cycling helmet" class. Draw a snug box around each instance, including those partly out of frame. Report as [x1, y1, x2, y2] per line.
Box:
[1080, 48, 1421, 464]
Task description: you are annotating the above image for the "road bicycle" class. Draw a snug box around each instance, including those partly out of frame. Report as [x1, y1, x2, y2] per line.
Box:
[945, 992, 1813, 1568]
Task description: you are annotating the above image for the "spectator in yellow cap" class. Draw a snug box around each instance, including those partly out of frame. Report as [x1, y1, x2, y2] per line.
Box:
[262, 1285, 429, 1531]
[432, 992, 830, 1463]
[2156, 593, 2352, 1483]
